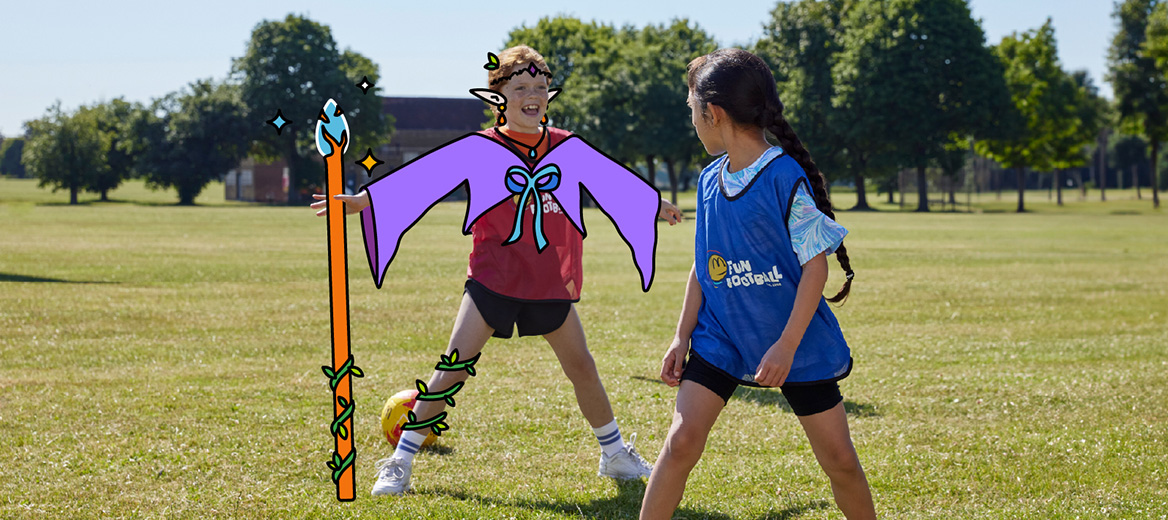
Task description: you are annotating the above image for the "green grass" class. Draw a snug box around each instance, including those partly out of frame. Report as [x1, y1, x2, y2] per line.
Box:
[1, 178, 1165, 519]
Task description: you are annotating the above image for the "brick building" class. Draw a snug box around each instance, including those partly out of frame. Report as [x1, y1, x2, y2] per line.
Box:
[227, 96, 488, 203]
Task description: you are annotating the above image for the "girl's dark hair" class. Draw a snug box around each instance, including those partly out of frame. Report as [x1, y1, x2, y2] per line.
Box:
[688, 48, 854, 303]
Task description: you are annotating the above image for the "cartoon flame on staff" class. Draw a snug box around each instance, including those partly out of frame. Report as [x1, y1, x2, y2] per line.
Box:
[316, 98, 363, 502]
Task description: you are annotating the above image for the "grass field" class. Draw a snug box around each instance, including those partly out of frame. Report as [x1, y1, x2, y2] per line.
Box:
[1, 178, 1165, 519]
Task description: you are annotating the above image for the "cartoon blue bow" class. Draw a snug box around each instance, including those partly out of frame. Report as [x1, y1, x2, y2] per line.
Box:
[504, 164, 561, 251]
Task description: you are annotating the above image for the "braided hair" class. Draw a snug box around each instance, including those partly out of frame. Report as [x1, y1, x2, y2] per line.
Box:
[687, 49, 854, 303]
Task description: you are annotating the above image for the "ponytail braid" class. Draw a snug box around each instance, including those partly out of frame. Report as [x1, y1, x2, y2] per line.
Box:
[688, 48, 855, 303]
[768, 111, 854, 303]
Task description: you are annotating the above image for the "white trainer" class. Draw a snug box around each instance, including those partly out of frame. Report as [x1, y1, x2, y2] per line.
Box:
[597, 433, 654, 479]
[371, 457, 412, 496]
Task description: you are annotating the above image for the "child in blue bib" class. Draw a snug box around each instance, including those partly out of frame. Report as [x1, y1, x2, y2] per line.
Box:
[639, 49, 876, 520]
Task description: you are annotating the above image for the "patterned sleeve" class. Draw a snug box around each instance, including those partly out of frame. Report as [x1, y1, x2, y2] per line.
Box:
[787, 183, 848, 266]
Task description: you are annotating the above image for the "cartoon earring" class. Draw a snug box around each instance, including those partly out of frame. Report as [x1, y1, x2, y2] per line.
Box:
[543, 89, 560, 126]
[468, 87, 510, 127]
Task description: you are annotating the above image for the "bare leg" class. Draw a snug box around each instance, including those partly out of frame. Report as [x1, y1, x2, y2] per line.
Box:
[541, 305, 614, 427]
[797, 402, 876, 519]
[409, 293, 495, 424]
[639, 380, 725, 520]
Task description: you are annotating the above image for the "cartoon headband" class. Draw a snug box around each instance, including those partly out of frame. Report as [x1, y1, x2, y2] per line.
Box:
[484, 52, 553, 85]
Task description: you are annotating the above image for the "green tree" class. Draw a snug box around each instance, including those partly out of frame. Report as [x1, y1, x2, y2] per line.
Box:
[23, 104, 111, 204]
[0, 137, 26, 178]
[233, 14, 391, 204]
[1048, 71, 1109, 205]
[1148, 1, 1168, 194]
[755, 0, 854, 204]
[77, 98, 142, 201]
[936, 138, 970, 207]
[1108, 0, 1167, 208]
[974, 21, 1070, 213]
[1144, 1, 1168, 73]
[136, 80, 251, 205]
[634, 19, 717, 203]
[509, 17, 714, 200]
[506, 17, 630, 158]
[1111, 134, 1150, 196]
[836, 0, 1011, 212]
[832, 0, 924, 210]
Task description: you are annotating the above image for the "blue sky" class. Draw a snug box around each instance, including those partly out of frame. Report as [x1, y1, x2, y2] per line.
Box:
[0, 0, 1116, 137]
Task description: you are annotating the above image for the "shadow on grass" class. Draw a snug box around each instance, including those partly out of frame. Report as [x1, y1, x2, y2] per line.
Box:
[420, 443, 455, 456]
[631, 375, 668, 386]
[36, 199, 255, 208]
[430, 479, 830, 519]
[751, 499, 832, 520]
[0, 272, 116, 284]
[731, 387, 880, 418]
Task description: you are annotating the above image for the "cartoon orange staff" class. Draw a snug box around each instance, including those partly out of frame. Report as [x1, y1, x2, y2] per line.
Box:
[315, 98, 364, 501]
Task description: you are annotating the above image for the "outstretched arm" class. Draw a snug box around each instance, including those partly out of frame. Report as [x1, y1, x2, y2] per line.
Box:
[659, 198, 683, 226]
[310, 191, 370, 216]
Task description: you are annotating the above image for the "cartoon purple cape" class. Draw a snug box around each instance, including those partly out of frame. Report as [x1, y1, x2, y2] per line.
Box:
[359, 132, 660, 291]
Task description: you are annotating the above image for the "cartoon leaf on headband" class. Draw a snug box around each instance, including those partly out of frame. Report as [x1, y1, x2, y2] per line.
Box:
[484, 52, 499, 71]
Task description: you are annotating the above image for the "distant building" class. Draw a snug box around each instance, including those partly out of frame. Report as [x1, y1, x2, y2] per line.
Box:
[225, 157, 288, 203]
[377, 97, 487, 169]
[227, 96, 487, 203]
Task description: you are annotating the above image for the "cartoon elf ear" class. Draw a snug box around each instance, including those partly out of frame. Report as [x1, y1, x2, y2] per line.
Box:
[469, 88, 507, 107]
[548, 89, 562, 104]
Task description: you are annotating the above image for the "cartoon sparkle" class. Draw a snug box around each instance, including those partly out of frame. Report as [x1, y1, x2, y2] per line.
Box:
[355, 148, 383, 176]
[356, 75, 373, 95]
[266, 109, 289, 135]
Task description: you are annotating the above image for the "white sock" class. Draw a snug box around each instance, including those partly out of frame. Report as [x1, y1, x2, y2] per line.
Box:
[391, 430, 428, 463]
[593, 419, 626, 456]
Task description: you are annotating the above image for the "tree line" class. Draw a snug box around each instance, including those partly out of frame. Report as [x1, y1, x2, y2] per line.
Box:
[11, 15, 389, 205]
[5, 1, 1166, 210]
[511, 0, 1166, 212]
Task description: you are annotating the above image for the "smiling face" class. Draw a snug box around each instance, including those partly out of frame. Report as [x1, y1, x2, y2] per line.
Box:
[498, 70, 550, 133]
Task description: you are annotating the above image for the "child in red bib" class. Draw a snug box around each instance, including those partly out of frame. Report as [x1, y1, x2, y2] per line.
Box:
[312, 45, 682, 496]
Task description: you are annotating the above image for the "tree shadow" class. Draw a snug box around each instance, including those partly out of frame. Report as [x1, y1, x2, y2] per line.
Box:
[35, 199, 249, 208]
[0, 272, 116, 284]
[36, 201, 102, 207]
[730, 387, 880, 418]
[427, 479, 831, 519]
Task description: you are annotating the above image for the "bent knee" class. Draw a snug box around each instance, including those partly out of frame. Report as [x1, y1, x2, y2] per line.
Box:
[819, 450, 864, 479]
[663, 425, 709, 465]
[560, 356, 600, 384]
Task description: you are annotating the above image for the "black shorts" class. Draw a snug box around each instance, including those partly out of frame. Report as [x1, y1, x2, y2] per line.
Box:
[464, 280, 573, 339]
[680, 349, 843, 416]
